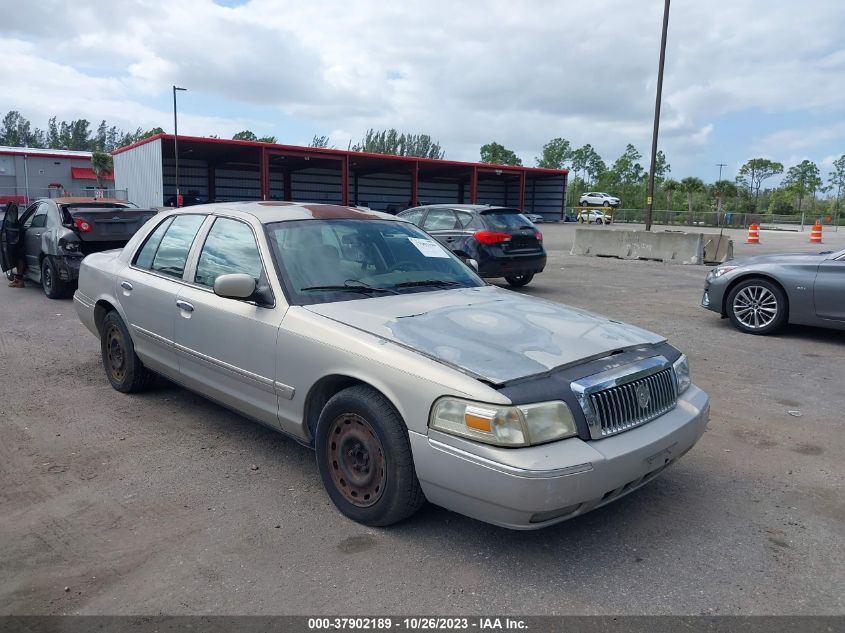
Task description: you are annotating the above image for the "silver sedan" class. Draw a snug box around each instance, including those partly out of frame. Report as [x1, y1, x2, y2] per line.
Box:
[75, 202, 709, 529]
[701, 248, 845, 334]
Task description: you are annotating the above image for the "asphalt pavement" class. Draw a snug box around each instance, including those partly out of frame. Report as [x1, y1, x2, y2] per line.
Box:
[1, 222, 842, 615]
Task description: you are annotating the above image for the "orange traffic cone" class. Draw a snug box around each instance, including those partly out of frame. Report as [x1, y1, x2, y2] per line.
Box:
[810, 221, 823, 244]
[746, 223, 760, 244]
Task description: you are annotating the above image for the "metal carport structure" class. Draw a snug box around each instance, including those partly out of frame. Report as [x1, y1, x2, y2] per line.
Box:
[113, 134, 568, 217]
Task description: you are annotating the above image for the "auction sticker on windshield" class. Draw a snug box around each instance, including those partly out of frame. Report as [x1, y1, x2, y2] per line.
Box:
[408, 237, 449, 258]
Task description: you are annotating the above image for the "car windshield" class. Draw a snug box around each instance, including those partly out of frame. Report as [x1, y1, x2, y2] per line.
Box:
[265, 219, 484, 305]
[481, 209, 533, 230]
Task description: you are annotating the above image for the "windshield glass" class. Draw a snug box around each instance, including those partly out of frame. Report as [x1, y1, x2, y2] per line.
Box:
[265, 219, 484, 305]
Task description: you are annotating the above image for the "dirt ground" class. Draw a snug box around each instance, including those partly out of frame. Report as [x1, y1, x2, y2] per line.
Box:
[1, 223, 843, 615]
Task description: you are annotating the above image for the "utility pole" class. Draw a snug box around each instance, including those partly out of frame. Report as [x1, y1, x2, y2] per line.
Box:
[716, 163, 727, 181]
[644, 0, 670, 231]
[173, 85, 187, 207]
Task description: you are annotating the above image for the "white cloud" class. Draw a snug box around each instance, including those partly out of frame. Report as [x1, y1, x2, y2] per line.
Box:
[2, 0, 844, 173]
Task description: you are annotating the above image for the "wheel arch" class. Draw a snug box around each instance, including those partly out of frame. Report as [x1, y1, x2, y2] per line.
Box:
[303, 374, 404, 447]
[722, 273, 790, 319]
[94, 299, 119, 335]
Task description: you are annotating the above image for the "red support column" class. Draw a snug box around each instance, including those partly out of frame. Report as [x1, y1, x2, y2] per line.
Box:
[259, 148, 270, 200]
[470, 167, 478, 204]
[518, 171, 526, 210]
[410, 161, 419, 207]
[341, 156, 349, 206]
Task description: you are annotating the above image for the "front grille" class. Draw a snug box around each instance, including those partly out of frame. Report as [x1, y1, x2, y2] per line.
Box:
[588, 368, 677, 438]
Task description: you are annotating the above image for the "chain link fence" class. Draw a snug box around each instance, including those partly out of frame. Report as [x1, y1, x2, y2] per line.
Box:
[601, 208, 840, 232]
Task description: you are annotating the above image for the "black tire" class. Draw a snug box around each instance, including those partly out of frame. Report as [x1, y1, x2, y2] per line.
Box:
[603, 201, 610, 207]
[505, 272, 534, 287]
[41, 257, 68, 299]
[595, 218, 603, 225]
[100, 311, 156, 392]
[725, 278, 787, 335]
[315, 385, 425, 527]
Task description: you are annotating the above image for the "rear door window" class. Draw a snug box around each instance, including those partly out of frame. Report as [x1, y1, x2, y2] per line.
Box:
[422, 208, 458, 231]
[134, 215, 204, 278]
[134, 217, 174, 270]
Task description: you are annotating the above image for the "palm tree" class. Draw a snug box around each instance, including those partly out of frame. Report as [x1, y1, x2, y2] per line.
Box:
[91, 151, 113, 191]
[680, 177, 706, 224]
[663, 178, 680, 209]
[710, 179, 737, 214]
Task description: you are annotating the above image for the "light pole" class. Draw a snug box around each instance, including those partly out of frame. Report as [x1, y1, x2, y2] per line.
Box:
[716, 163, 727, 181]
[644, 0, 670, 231]
[173, 85, 187, 207]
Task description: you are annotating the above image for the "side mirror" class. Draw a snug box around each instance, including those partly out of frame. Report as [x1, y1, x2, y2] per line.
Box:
[213, 273, 256, 299]
[453, 250, 478, 272]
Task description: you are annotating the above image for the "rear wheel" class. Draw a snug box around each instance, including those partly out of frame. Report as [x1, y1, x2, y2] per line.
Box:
[100, 311, 156, 392]
[41, 257, 68, 299]
[603, 201, 610, 207]
[726, 278, 787, 335]
[315, 385, 425, 526]
[505, 272, 534, 287]
[595, 218, 603, 225]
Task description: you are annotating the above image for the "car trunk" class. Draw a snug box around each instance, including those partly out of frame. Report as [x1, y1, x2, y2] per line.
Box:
[61, 204, 157, 253]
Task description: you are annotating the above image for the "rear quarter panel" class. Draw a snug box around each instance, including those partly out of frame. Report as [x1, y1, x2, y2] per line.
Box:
[76, 250, 127, 335]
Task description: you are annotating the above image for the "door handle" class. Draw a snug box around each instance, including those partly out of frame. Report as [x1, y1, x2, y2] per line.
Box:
[120, 281, 133, 291]
[176, 300, 194, 313]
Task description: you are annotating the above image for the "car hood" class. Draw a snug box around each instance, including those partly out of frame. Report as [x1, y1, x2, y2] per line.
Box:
[304, 285, 665, 385]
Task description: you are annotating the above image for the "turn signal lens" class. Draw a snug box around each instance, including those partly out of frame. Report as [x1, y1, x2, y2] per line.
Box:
[474, 231, 512, 245]
[430, 398, 577, 447]
[535, 231, 543, 241]
[74, 218, 93, 233]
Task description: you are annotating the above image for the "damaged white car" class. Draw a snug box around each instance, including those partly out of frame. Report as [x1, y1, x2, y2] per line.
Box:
[74, 201, 710, 529]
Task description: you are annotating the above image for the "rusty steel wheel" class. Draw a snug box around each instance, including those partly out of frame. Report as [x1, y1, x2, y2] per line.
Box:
[326, 413, 386, 508]
[100, 311, 156, 393]
[315, 385, 425, 526]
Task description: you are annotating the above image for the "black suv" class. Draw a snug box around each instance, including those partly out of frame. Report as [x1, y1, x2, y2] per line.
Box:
[398, 204, 546, 287]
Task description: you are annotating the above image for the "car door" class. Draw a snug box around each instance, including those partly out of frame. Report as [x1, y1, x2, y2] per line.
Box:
[174, 215, 286, 427]
[24, 203, 49, 273]
[117, 213, 206, 378]
[0, 201, 20, 273]
[813, 252, 845, 321]
[421, 208, 462, 252]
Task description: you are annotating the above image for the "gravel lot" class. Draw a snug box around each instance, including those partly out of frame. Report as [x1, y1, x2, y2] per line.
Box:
[1, 223, 843, 615]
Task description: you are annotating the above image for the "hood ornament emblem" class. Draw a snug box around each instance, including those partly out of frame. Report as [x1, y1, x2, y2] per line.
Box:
[636, 383, 651, 409]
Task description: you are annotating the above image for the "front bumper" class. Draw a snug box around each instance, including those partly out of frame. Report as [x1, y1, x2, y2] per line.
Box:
[410, 385, 710, 529]
[701, 278, 727, 315]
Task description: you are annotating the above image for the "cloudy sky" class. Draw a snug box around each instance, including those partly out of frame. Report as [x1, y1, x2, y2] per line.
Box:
[2, 0, 844, 183]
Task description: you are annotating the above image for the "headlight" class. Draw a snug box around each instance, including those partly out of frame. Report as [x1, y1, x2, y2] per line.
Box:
[673, 354, 691, 395]
[707, 265, 738, 279]
[430, 398, 578, 447]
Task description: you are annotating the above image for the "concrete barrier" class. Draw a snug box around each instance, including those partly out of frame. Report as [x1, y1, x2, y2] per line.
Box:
[571, 227, 732, 265]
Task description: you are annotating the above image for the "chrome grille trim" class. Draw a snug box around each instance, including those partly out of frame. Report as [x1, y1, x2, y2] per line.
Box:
[571, 356, 679, 440]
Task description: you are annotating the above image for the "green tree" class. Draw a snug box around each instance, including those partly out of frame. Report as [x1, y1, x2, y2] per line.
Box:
[782, 160, 822, 213]
[232, 130, 259, 141]
[828, 154, 845, 212]
[91, 151, 114, 189]
[680, 176, 706, 220]
[737, 158, 784, 207]
[652, 150, 670, 183]
[352, 128, 445, 158]
[710, 179, 737, 214]
[310, 135, 332, 148]
[535, 137, 571, 169]
[479, 141, 522, 166]
[610, 144, 645, 185]
[569, 144, 605, 184]
[258, 135, 277, 143]
[0, 110, 45, 147]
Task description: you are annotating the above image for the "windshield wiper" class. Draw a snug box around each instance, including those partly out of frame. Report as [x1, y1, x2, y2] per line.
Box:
[393, 279, 463, 289]
[300, 280, 399, 295]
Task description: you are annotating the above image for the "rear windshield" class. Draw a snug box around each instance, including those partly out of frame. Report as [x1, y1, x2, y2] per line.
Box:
[481, 209, 533, 230]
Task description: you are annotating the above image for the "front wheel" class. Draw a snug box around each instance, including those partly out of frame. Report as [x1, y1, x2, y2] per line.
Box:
[603, 201, 610, 207]
[41, 257, 68, 299]
[505, 272, 534, 287]
[100, 311, 156, 392]
[726, 278, 787, 335]
[595, 218, 603, 225]
[315, 385, 425, 526]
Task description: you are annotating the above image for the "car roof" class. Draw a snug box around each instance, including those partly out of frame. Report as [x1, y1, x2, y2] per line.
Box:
[413, 204, 521, 213]
[39, 197, 131, 205]
[163, 201, 406, 224]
